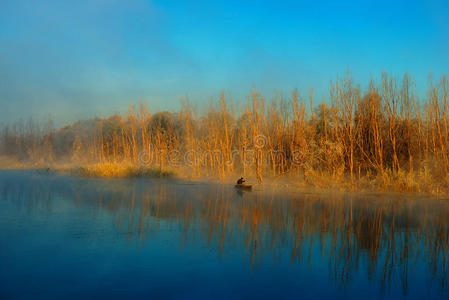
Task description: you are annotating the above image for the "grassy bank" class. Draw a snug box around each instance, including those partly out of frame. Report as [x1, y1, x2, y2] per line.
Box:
[0, 159, 445, 196]
[0, 158, 175, 179]
[70, 163, 175, 178]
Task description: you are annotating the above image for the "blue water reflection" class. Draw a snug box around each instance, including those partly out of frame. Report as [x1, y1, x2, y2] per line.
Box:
[0, 170, 448, 299]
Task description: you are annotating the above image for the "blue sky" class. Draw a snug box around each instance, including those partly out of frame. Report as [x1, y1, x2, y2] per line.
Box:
[1, 0, 448, 125]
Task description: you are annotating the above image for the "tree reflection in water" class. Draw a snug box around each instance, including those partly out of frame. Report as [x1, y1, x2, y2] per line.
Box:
[1, 172, 448, 297]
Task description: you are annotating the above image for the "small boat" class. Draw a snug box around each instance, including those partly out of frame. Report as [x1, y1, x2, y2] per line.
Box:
[235, 184, 252, 191]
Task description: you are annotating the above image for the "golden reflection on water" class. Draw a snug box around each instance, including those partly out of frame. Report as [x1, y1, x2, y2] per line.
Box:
[1, 174, 448, 295]
[74, 180, 449, 294]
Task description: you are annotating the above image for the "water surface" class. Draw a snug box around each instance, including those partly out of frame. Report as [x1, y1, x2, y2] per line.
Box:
[0, 171, 448, 299]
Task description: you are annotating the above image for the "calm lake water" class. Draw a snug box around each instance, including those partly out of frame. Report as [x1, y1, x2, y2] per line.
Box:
[0, 170, 448, 299]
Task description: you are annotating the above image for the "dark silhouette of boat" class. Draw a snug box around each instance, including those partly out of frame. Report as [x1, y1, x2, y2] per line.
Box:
[235, 183, 252, 191]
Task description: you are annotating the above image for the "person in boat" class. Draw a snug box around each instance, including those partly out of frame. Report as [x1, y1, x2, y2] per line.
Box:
[237, 177, 245, 185]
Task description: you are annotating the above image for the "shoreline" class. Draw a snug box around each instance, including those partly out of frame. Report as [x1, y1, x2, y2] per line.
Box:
[1, 164, 448, 200]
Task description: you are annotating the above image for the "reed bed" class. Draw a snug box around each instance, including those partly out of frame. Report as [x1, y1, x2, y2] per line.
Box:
[1, 72, 448, 194]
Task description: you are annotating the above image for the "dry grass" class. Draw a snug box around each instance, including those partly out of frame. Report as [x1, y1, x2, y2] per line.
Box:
[70, 163, 175, 178]
[0, 155, 24, 169]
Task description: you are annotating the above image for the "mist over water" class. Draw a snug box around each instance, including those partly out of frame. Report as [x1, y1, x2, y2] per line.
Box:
[0, 170, 448, 299]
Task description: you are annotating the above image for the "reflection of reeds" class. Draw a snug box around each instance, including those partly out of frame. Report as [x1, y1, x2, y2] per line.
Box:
[132, 191, 448, 296]
[1, 73, 449, 193]
[2, 175, 449, 296]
